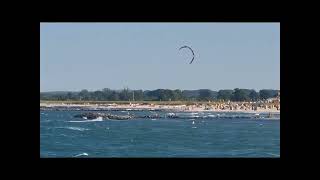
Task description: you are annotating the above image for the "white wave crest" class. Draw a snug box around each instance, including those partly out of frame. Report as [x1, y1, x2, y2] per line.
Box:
[69, 117, 103, 123]
[95, 117, 103, 121]
[61, 127, 89, 131]
[266, 152, 279, 157]
[73, 153, 89, 157]
[42, 119, 52, 122]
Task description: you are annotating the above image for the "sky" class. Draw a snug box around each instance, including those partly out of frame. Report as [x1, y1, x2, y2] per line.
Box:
[40, 23, 280, 92]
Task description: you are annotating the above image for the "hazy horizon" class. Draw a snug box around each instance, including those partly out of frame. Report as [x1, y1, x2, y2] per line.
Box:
[40, 87, 279, 93]
[41, 23, 280, 92]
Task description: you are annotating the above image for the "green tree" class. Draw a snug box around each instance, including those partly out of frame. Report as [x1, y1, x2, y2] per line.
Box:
[133, 90, 144, 101]
[249, 90, 259, 101]
[79, 89, 89, 100]
[66, 92, 73, 100]
[198, 89, 212, 101]
[144, 90, 157, 101]
[39, 88, 279, 102]
[217, 90, 233, 101]
[119, 88, 130, 101]
[159, 89, 169, 101]
[102, 88, 112, 100]
[109, 91, 119, 101]
[92, 91, 104, 101]
[259, 89, 275, 100]
[172, 89, 183, 101]
[232, 88, 250, 102]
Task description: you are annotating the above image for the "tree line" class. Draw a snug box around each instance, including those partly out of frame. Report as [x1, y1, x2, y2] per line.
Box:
[40, 88, 279, 102]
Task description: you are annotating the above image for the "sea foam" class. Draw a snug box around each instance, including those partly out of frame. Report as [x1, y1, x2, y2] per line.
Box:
[73, 153, 89, 157]
[69, 117, 103, 123]
[58, 127, 89, 131]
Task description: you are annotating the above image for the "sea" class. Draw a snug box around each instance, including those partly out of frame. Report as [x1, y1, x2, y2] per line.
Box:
[40, 110, 280, 158]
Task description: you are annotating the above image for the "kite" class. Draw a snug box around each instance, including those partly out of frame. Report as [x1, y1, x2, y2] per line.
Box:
[179, 46, 195, 64]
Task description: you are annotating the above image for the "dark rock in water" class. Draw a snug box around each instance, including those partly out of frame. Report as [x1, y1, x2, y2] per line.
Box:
[73, 114, 83, 118]
[107, 114, 132, 120]
[74, 112, 103, 120]
[86, 113, 100, 119]
[139, 114, 161, 119]
[167, 115, 179, 119]
[74, 112, 132, 120]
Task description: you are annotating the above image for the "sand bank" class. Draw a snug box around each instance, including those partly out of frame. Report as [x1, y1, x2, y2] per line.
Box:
[40, 102, 280, 114]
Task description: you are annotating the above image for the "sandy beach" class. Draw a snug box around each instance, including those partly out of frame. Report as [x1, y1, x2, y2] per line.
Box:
[40, 102, 280, 114]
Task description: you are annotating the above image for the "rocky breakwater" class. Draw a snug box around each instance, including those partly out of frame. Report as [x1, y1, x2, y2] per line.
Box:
[74, 112, 132, 120]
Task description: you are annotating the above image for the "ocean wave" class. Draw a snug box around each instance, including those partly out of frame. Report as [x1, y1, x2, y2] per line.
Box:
[67, 127, 89, 131]
[69, 120, 103, 122]
[68, 112, 280, 121]
[56, 127, 89, 131]
[69, 117, 103, 123]
[265, 152, 279, 157]
[42, 119, 52, 122]
[73, 153, 89, 157]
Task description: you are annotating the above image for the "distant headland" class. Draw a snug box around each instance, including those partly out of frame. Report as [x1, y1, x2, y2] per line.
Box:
[40, 88, 279, 102]
[40, 88, 280, 113]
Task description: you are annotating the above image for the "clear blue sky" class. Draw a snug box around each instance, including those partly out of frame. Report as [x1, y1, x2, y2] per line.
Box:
[40, 23, 280, 92]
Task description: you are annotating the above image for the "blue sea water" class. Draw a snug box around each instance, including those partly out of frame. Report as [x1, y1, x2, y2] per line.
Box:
[40, 110, 280, 157]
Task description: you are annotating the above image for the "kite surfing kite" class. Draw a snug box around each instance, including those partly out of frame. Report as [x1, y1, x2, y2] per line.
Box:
[179, 45, 195, 64]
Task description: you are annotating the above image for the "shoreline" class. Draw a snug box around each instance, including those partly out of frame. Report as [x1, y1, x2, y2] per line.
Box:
[40, 102, 280, 114]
